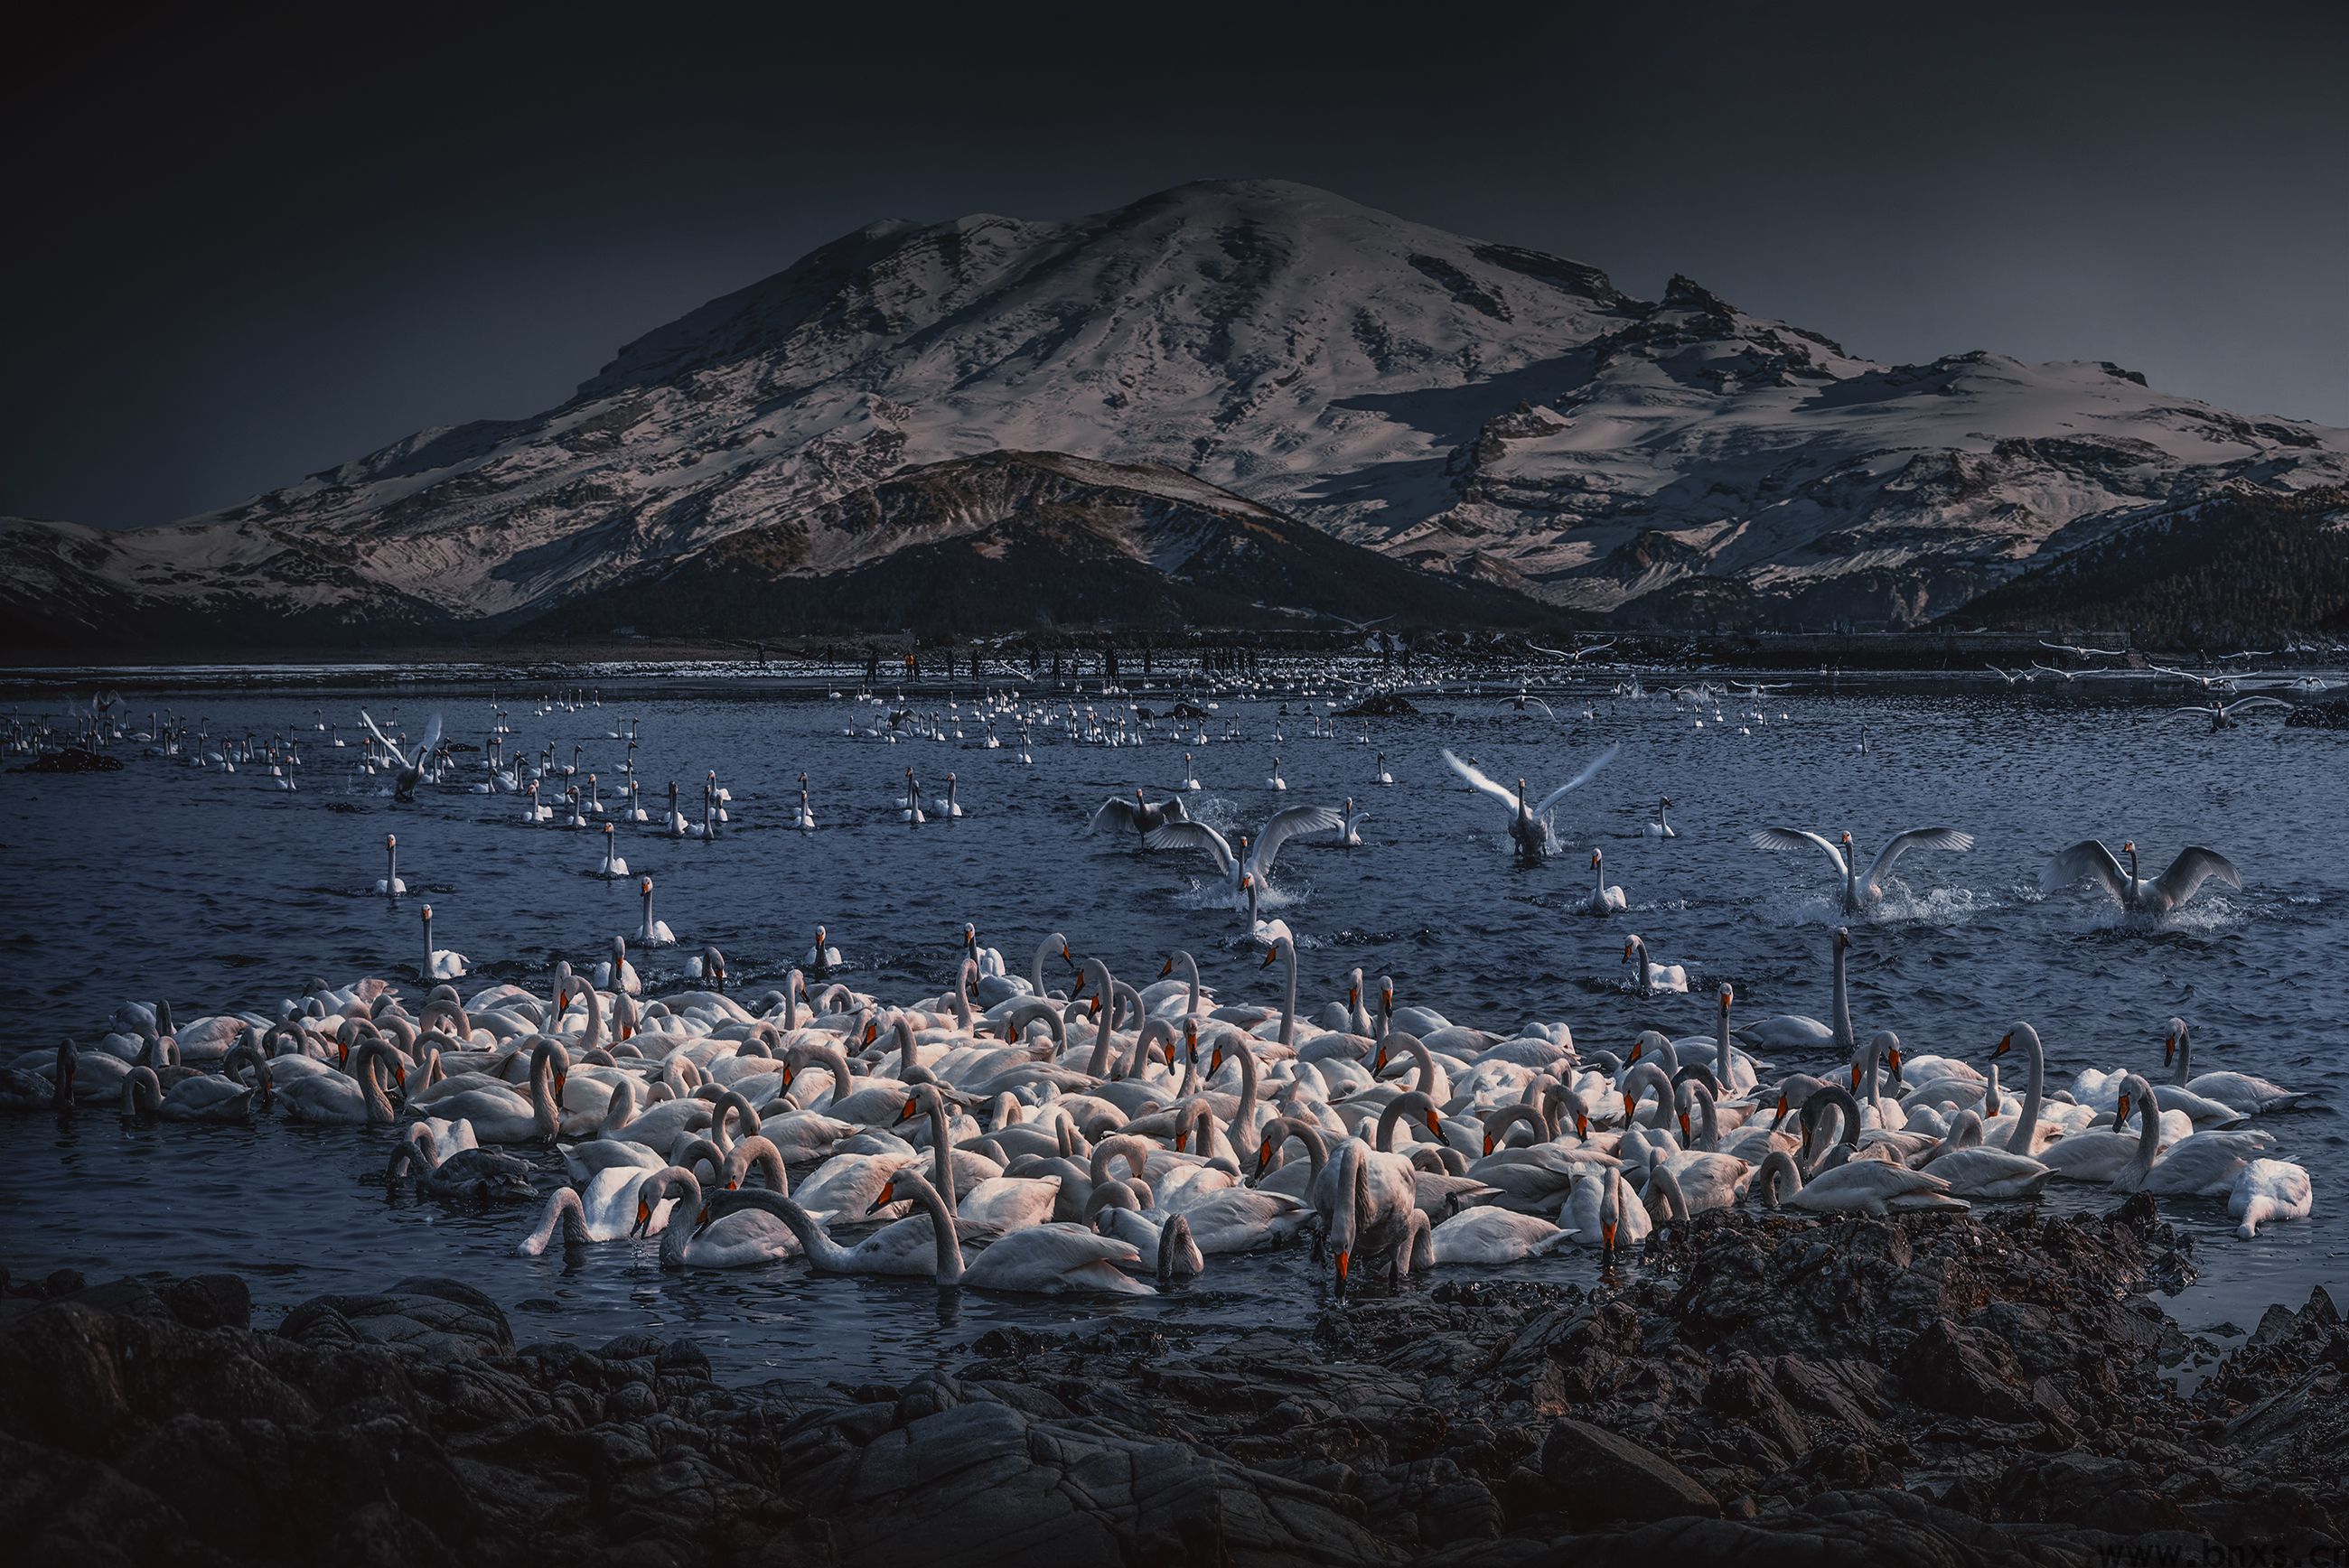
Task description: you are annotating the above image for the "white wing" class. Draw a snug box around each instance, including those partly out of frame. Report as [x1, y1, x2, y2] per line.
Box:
[1248, 805, 1345, 878]
[1145, 821, 1240, 880]
[1088, 797, 1142, 835]
[1532, 744, 1621, 817]
[1748, 827, 1850, 878]
[416, 714, 444, 763]
[2220, 697, 2293, 717]
[2042, 840, 2129, 900]
[357, 709, 410, 768]
[2152, 847, 2241, 908]
[1864, 827, 1974, 893]
[1442, 750, 1522, 813]
[1520, 696, 1557, 720]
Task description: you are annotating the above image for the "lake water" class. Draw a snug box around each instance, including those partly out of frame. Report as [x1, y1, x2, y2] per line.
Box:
[3, 659, 2342, 1379]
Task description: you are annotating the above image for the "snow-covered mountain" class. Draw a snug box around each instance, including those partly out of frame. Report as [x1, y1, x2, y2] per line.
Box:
[9, 177, 2347, 647]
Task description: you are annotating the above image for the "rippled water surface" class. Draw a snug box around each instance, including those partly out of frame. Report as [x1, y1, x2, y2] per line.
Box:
[4, 662, 2343, 1377]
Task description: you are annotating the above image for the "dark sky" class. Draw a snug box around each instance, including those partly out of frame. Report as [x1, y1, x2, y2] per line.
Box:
[6, 2, 2345, 527]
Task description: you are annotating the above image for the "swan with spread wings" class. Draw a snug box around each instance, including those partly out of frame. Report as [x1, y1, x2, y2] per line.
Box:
[1440, 745, 1619, 863]
[2042, 839, 2241, 917]
[359, 709, 443, 802]
[1747, 825, 1975, 912]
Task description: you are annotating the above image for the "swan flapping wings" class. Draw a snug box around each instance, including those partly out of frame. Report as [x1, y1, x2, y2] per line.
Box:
[2041, 839, 2129, 900]
[1146, 804, 1342, 881]
[1861, 827, 1975, 894]
[2151, 847, 2242, 908]
[1753, 824, 1972, 902]
[1442, 744, 1618, 818]
[360, 708, 441, 770]
[1088, 796, 1149, 836]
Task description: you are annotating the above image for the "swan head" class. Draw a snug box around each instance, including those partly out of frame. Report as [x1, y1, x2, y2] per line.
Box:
[1835, 927, 1850, 950]
[386, 833, 396, 849]
[1591, 849, 1603, 868]
[639, 875, 652, 896]
[2163, 1017, 2188, 1065]
[1718, 985, 1733, 1013]
[1621, 936, 1640, 962]
[1160, 955, 1174, 978]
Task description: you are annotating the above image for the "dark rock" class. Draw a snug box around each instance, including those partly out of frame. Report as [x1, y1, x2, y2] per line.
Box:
[1336, 693, 1418, 716]
[1539, 1417, 1720, 1522]
[1894, 1320, 2035, 1423]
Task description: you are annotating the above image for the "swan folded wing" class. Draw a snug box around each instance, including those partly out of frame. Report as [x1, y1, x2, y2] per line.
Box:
[1531, 743, 1620, 817]
[1441, 750, 1521, 811]
[1749, 826, 1849, 875]
[1145, 820, 1239, 878]
[2154, 847, 2241, 907]
[1865, 826, 1975, 890]
[2041, 840, 2127, 898]
[1249, 805, 1345, 877]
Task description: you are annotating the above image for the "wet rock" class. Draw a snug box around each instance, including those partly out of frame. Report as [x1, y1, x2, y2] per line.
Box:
[279, 1276, 513, 1359]
[1539, 1417, 1720, 1522]
[11, 748, 123, 773]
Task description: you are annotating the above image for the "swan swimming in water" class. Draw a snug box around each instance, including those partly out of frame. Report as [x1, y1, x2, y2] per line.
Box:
[1621, 934, 1689, 994]
[1440, 744, 1619, 863]
[1641, 798, 1677, 839]
[595, 822, 629, 879]
[2164, 1017, 2306, 1115]
[376, 834, 405, 896]
[1583, 849, 1628, 915]
[1748, 824, 1975, 912]
[419, 904, 470, 981]
[2042, 839, 2241, 917]
[636, 876, 676, 946]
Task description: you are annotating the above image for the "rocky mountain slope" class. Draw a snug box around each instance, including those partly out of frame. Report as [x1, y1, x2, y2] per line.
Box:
[9, 178, 2346, 647]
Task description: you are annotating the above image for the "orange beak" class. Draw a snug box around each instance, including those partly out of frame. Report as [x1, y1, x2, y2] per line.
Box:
[1483, 1133, 1496, 1156]
[1256, 1138, 1273, 1175]
[1994, 1033, 2011, 1059]
[2163, 1035, 2175, 1067]
[1887, 1046, 1903, 1072]
[1260, 947, 1277, 969]
[1849, 1065, 1862, 1090]
[1680, 1112, 1691, 1143]
[1210, 1044, 1224, 1074]
[863, 1022, 877, 1045]
[1424, 1112, 1442, 1139]
[2116, 1093, 2132, 1125]
[1621, 1091, 1636, 1120]
[634, 1198, 650, 1229]
[896, 1097, 918, 1124]
[1160, 957, 1173, 977]
[1601, 1221, 1617, 1252]
[1335, 1249, 1351, 1290]
[1575, 1112, 1589, 1139]
[1174, 1127, 1188, 1153]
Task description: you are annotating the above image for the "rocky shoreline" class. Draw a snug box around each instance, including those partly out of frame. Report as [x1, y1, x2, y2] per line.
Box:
[5, 1199, 2343, 1565]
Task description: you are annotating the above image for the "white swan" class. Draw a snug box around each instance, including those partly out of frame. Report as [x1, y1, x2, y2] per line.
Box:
[2231, 1158, 2314, 1238]
[1428, 1206, 1574, 1265]
[359, 708, 441, 801]
[1583, 849, 1628, 915]
[1755, 1151, 1968, 1215]
[636, 876, 676, 946]
[1641, 798, 1678, 839]
[2165, 1017, 2306, 1115]
[1621, 934, 1689, 994]
[1146, 804, 1343, 907]
[595, 822, 629, 879]
[1749, 824, 1974, 911]
[2041, 839, 2241, 916]
[376, 834, 406, 896]
[419, 904, 470, 981]
[1439, 744, 1618, 862]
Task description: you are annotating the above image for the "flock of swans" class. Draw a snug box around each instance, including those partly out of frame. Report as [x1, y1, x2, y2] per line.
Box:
[4, 653, 2324, 1318]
